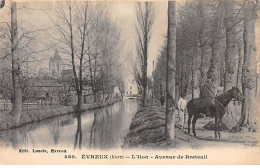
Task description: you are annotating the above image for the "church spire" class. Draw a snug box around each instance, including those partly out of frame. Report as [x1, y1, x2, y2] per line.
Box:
[53, 49, 60, 59]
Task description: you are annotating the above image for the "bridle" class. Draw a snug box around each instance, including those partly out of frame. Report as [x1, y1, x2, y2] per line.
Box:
[214, 98, 225, 110]
[233, 89, 243, 102]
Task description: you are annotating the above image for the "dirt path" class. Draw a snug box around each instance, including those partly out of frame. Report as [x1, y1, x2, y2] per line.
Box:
[124, 100, 259, 149]
[175, 119, 259, 148]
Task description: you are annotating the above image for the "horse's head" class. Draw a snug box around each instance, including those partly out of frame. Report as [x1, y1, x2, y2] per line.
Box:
[231, 87, 244, 102]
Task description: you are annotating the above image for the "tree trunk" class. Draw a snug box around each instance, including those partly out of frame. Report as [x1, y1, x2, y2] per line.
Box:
[191, 58, 195, 99]
[180, 58, 186, 96]
[166, 1, 176, 141]
[193, 35, 201, 98]
[175, 52, 180, 101]
[198, 1, 211, 87]
[142, 46, 148, 107]
[93, 91, 97, 103]
[207, 0, 224, 86]
[77, 91, 82, 111]
[236, 40, 244, 89]
[175, 84, 179, 102]
[9, 2, 23, 124]
[224, 0, 238, 91]
[234, 0, 258, 130]
[186, 57, 193, 97]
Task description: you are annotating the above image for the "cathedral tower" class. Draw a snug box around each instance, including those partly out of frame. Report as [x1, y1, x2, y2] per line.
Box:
[49, 49, 64, 78]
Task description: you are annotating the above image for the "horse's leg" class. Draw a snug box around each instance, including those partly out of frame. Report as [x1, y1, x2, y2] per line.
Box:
[215, 113, 218, 139]
[180, 110, 185, 130]
[188, 112, 192, 134]
[192, 115, 198, 137]
[218, 114, 224, 139]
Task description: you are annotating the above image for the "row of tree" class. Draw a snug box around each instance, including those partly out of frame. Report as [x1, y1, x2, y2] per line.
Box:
[154, 0, 259, 139]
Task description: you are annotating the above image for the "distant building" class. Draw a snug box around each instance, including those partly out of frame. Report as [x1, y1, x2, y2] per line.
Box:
[113, 86, 120, 95]
[49, 49, 64, 78]
[124, 77, 138, 96]
[28, 78, 63, 100]
[61, 69, 73, 81]
[38, 68, 52, 78]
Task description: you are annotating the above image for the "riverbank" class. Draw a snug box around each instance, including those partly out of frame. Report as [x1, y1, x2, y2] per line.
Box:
[0, 97, 122, 131]
[123, 99, 168, 148]
[123, 99, 258, 149]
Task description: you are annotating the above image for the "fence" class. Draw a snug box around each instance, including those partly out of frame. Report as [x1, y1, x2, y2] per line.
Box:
[0, 100, 12, 110]
[0, 93, 120, 111]
[0, 99, 60, 111]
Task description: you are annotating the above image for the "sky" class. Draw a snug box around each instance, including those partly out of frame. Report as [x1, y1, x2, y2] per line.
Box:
[0, 1, 168, 79]
[0, 0, 259, 78]
[109, 1, 168, 77]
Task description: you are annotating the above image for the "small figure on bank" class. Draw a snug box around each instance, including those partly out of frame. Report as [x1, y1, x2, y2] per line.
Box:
[177, 96, 187, 130]
[50, 95, 53, 106]
[160, 95, 165, 106]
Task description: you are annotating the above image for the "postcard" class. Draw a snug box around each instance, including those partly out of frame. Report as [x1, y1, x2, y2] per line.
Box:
[0, 0, 259, 165]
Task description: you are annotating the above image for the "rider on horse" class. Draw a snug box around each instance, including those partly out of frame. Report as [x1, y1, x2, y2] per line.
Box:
[200, 78, 217, 116]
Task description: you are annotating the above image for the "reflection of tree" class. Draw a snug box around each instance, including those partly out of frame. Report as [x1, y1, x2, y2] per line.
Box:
[89, 103, 126, 149]
[89, 112, 97, 148]
[103, 107, 114, 148]
[74, 113, 82, 149]
[48, 115, 74, 145]
[89, 109, 111, 149]
[49, 119, 60, 145]
[11, 128, 28, 149]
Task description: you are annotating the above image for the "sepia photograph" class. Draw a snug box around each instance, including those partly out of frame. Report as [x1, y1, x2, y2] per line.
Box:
[0, 0, 259, 165]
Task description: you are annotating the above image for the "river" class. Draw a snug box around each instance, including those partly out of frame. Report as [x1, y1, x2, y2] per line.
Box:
[0, 99, 138, 150]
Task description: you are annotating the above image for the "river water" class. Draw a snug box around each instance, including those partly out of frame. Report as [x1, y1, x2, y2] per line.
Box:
[0, 99, 138, 150]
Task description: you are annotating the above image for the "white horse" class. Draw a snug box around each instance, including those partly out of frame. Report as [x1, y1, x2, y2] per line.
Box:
[177, 97, 187, 129]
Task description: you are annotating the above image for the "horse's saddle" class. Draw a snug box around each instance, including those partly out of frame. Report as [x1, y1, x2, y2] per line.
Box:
[192, 97, 214, 109]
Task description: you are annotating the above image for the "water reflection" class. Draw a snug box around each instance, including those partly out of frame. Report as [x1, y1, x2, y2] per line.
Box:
[49, 119, 60, 144]
[88, 102, 126, 149]
[0, 99, 138, 150]
[74, 113, 82, 149]
[11, 128, 28, 149]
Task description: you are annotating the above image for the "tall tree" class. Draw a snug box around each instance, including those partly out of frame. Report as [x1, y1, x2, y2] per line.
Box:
[53, 2, 93, 110]
[236, 40, 244, 89]
[9, 2, 23, 124]
[198, 0, 211, 88]
[234, 0, 259, 130]
[191, 22, 201, 99]
[224, 0, 238, 91]
[166, 1, 177, 140]
[135, 2, 154, 106]
[207, 0, 225, 86]
[153, 44, 167, 99]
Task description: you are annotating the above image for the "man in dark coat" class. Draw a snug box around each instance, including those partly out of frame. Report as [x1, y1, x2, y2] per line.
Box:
[200, 78, 217, 116]
[200, 79, 216, 99]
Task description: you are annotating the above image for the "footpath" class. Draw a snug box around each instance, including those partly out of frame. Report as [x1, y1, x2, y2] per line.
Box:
[123, 99, 258, 149]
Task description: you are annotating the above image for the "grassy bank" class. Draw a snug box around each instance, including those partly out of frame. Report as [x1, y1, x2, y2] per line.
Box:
[0, 97, 122, 131]
[123, 99, 194, 149]
[123, 99, 168, 148]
